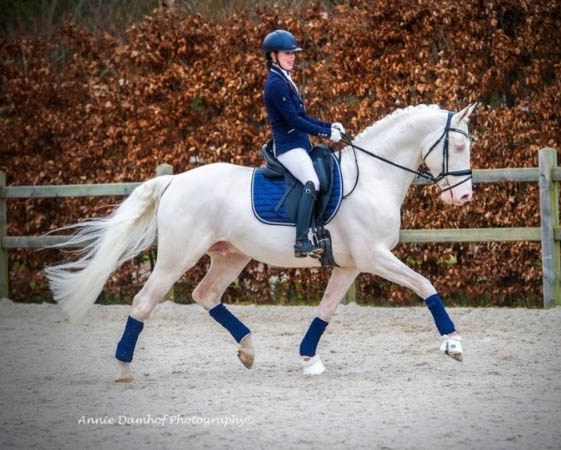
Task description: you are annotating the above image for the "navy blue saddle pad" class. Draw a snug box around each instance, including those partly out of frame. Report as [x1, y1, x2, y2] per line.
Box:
[251, 153, 343, 226]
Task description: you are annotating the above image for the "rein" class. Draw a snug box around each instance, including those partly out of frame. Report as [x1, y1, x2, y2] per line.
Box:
[338, 111, 473, 198]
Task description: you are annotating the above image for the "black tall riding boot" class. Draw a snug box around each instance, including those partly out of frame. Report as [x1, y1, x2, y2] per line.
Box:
[294, 181, 323, 258]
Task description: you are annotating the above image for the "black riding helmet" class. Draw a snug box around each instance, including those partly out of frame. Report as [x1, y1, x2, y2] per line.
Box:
[262, 29, 302, 62]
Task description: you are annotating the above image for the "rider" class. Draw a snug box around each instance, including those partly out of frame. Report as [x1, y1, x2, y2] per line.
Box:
[263, 29, 345, 258]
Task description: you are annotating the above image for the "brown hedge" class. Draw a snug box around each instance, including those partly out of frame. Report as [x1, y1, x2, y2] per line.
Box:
[1, 0, 560, 306]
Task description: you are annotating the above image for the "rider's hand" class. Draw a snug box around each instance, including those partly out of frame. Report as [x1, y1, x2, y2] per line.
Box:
[330, 127, 342, 143]
[332, 122, 346, 134]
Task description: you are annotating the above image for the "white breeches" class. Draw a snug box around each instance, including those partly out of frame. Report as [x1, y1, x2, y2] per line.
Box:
[277, 148, 320, 191]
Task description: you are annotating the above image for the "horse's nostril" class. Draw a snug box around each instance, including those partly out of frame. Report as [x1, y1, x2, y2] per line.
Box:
[460, 193, 472, 202]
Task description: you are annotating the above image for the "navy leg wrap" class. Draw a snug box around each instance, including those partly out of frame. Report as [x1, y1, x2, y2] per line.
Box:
[424, 293, 455, 335]
[299, 317, 329, 357]
[209, 303, 250, 343]
[115, 315, 144, 362]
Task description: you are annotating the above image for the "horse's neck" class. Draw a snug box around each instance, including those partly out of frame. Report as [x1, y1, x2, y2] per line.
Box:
[338, 108, 442, 205]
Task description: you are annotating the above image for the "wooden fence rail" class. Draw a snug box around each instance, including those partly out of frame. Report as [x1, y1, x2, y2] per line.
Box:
[1, 150, 559, 307]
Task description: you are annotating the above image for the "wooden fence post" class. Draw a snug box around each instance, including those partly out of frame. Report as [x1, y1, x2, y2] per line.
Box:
[538, 148, 561, 308]
[0, 171, 8, 299]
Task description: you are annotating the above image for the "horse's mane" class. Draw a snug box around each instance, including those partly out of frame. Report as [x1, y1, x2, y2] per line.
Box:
[354, 104, 441, 140]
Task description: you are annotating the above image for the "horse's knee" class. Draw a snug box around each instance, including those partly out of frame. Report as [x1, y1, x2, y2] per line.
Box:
[317, 301, 338, 322]
[131, 294, 157, 321]
[416, 277, 436, 299]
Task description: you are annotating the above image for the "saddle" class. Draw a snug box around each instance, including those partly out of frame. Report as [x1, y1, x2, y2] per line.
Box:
[253, 142, 341, 267]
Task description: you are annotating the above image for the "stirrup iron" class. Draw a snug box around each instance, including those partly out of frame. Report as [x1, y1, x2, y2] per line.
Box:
[295, 238, 324, 258]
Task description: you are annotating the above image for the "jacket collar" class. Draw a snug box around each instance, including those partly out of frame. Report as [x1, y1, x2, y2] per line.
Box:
[270, 66, 301, 100]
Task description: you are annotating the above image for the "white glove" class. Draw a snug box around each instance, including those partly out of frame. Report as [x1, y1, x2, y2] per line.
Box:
[330, 127, 342, 143]
[332, 122, 346, 134]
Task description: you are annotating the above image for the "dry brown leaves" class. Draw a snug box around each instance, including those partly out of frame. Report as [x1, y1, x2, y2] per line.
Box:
[1, 0, 560, 305]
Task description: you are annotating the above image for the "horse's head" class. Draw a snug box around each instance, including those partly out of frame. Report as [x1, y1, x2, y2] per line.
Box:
[422, 103, 478, 206]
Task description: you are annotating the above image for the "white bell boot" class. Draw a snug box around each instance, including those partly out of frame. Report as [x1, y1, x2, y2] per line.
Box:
[302, 354, 326, 375]
[440, 333, 463, 361]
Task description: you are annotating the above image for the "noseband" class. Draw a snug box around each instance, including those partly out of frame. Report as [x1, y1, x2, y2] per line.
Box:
[340, 111, 473, 197]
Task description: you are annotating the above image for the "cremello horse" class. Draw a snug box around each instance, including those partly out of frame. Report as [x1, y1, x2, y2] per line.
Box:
[46, 103, 477, 381]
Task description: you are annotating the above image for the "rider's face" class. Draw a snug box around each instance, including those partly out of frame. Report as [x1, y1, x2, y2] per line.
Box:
[274, 51, 296, 71]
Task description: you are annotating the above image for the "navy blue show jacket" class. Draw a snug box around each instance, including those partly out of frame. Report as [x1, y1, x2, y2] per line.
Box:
[263, 66, 332, 156]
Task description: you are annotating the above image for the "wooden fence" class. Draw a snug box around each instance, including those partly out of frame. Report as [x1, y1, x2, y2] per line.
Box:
[1, 148, 559, 307]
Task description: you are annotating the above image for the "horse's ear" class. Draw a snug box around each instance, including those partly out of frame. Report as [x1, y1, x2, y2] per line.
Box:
[454, 102, 479, 123]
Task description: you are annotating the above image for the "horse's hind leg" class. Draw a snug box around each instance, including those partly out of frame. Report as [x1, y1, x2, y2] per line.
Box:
[115, 241, 208, 382]
[192, 243, 253, 368]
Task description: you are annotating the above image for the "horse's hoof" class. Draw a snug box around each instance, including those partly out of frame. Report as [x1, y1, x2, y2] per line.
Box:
[302, 354, 325, 376]
[237, 349, 254, 369]
[115, 376, 134, 383]
[446, 351, 463, 362]
[237, 334, 254, 369]
[115, 361, 134, 382]
[440, 334, 463, 362]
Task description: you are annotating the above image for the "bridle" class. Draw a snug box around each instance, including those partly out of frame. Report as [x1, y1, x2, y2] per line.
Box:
[339, 111, 473, 198]
[422, 111, 473, 191]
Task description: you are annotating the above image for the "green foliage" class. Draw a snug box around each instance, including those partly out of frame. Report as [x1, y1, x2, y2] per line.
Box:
[0, 0, 42, 32]
[1, 0, 161, 36]
[437, 255, 457, 266]
[190, 96, 207, 113]
[0, 0, 324, 37]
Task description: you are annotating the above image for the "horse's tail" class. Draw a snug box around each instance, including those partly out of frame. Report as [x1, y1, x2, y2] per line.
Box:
[45, 175, 174, 323]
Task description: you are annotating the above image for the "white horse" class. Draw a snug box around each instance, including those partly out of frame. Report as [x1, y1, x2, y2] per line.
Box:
[45, 103, 477, 381]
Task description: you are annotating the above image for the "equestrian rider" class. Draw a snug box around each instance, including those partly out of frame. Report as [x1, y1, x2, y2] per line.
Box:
[262, 29, 345, 258]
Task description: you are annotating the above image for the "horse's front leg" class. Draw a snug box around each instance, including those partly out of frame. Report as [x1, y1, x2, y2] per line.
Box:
[360, 247, 463, 361]
[300, 267, 359, 375]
